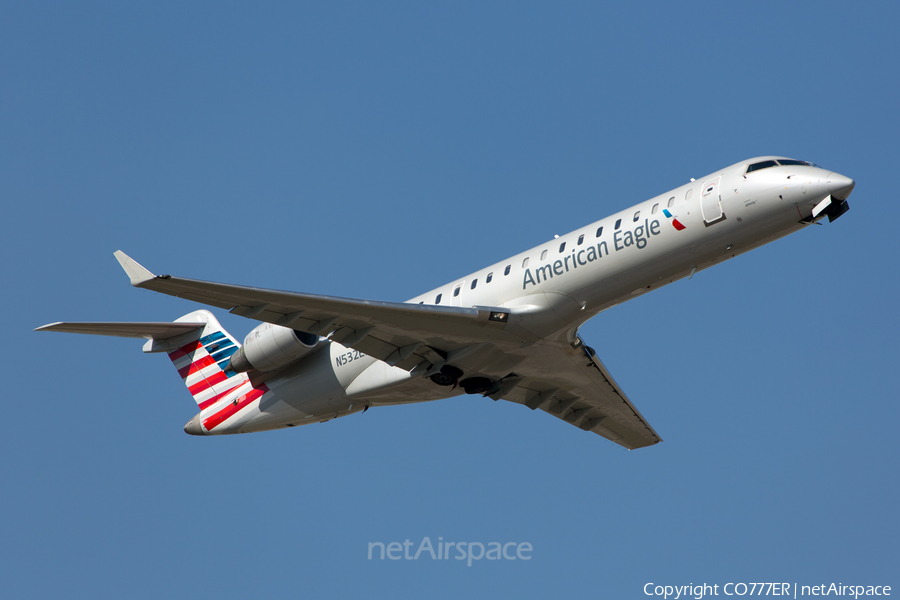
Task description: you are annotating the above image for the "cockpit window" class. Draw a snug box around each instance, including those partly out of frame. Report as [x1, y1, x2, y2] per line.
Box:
[776, 159, 811, 167]
[746, 160, 778, 173]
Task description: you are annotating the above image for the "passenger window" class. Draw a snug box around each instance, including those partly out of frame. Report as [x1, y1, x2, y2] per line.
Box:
[615, 219, 622, 230]
[471, 279, 477, 290]
[522, 257, 529, 268]
[577, 234, 584, 245]
[667, 196, 675, 208]
[559, 242, 566, 253]
[633, 211, 640, 222]
[685, 189, 693, 201]
[540, 249, 548, 260]
[435, 293, 442, 304]
[486, 272, 493, 283]
[504, 265, 511, 276]
[596, 226, 603, 237]
[652, 203, 659, 214]
[453, 286, 461, 297]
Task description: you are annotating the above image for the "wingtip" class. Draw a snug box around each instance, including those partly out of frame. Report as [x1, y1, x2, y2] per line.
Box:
[113, 250, 155, 286]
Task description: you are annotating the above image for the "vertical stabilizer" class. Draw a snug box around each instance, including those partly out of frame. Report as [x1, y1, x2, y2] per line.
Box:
[166, 310, 249, 410]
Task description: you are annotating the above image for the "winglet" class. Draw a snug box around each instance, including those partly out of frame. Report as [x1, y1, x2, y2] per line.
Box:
[114, 250, 155, 286]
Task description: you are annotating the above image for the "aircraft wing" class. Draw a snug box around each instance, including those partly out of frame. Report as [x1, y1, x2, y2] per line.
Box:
[492, 339, 662, 449]
[112, 251, 660, 449]
[113, 251, 530, 372]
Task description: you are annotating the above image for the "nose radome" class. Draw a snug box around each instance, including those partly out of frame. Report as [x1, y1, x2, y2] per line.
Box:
[827, 172, 855, 200]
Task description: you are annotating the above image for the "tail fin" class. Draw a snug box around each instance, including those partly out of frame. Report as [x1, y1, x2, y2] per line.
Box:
[164, 310, 249, 410]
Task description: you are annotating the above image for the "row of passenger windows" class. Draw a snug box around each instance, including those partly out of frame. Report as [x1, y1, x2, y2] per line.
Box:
[434, 264, 510, 303]
[433, 191, 685, 304]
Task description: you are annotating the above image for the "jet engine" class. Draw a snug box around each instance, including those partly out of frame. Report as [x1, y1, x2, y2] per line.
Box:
[227, 322, 320, 373]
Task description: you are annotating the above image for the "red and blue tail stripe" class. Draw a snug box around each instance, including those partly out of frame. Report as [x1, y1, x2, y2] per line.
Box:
[199, 331, 240, 377]
[201, 384, 269, 431]
[167, 312, 248, 408]
[169, 340, 246, 409]
[166, 310, 270, 433]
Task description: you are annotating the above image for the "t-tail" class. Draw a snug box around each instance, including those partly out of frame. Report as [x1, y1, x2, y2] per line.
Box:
[35, 309, 267, 436]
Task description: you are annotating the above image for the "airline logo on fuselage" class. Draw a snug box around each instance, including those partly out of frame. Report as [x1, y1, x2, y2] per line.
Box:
[663, 209, 686, 230]
[523, 219, 662, 289]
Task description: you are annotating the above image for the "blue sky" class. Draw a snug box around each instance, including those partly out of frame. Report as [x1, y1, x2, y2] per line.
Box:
[3, 2, 897, 598]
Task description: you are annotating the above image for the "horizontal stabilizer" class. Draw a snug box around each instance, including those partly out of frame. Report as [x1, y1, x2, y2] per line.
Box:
[35, 322, 204, 339]
[36, 310, 250, 417]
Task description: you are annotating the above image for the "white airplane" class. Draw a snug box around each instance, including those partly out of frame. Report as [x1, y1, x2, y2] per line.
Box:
[37, 157, 855, 449]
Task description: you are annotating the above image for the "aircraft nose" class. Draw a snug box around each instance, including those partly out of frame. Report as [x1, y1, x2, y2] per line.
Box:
[827, 172, 855, 200]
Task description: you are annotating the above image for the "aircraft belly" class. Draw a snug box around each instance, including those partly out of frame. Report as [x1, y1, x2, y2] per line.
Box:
[345, 358, 414, 396]
[350, 376, 466, 407]
[235, 341, 408, 431]
[237, 397, 306, 432]
[249, 346, 353, 419]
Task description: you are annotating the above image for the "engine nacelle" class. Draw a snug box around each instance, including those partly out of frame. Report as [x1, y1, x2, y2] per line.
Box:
[227, 322, 320, 373]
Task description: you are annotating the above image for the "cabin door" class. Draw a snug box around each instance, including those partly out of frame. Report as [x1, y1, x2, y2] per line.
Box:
[700, 176, 725, 225]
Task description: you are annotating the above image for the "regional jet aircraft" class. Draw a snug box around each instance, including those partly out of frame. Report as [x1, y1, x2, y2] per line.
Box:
[38, 157, 855, 449]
